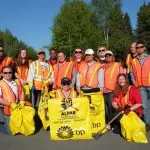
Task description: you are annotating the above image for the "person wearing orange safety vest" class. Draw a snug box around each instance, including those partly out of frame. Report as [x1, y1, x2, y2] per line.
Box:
[103, 50, 124, 123]
[76, 49, 104, 93]
[130, 41, 150, 131]
[15, 49, 32, 85]
[55, 77, 77, 99]
[0, 46, 15, 79]
[27, 49, 53, 108]
[72, 47, 85, 73]
[0, 66, 25, 134]
[125, 42, 138, 84]
[53, 51, 75, 90]
[111, 73, 143, 134]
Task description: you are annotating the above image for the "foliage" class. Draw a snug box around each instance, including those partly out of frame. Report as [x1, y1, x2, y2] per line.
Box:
[136, 2, 150, 51]
[51, 0, 103, 56]
[0, 29, 37, 60]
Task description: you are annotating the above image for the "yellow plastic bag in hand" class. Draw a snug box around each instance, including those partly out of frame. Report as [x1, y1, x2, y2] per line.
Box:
[19, 106, 35, 136]
[9, 107, 22, 135]
[120, 111, 148, 143]
[48, 97, 92, 140]
[9, 104, 35, 136]
[22, 84, 30, 101]
[38, 89, 50, 130]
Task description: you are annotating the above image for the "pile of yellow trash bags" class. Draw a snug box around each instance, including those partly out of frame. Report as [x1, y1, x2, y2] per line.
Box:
[38, 90, 148, 143]
[9, 101, 35, 136]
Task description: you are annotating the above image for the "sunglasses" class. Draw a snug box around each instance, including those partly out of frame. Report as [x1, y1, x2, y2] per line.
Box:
[3, 72, 12, 74]
[99, 49, 105, 52]
[62, 83, 70, 86]
[85, 54, 92, 56]
[38, 52, 45, 55]
[105, 54, 112, 58]
[75, 51, 82, 54]
[136, 46, 144, 49]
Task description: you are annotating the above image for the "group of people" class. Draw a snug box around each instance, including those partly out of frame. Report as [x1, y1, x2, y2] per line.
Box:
[0, 40, 150, 136]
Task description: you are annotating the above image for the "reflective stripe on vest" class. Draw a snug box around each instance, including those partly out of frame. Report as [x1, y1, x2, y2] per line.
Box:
[0, 80, 22, 115]
[116, 86, 132, 108]
[32, 60, 52, 90]
[53, 62, 73, 89]
[16, 66, 29, 81]
[56, 89, 76, 99]
[126, 54, 131, 73]
[79, 62, 101, 88]
[104, 62, 120, 91]
[131, 56, 150, 86]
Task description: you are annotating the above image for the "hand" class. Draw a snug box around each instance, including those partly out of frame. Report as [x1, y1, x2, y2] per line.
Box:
[123, 105, 131, 115]
[18, 101, 25, 109]
[10, 103, 17, 111]
[117, 107, 123, 112]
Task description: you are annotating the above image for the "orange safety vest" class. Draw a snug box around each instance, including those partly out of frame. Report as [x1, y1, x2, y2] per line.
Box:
[53, 61, 74, 89]
[104, 62, 122, 91]
[79, 61, 103, 88]
[32, 60, 53, 90]
[73, 60, 84, 73]
[55, 89, 77, 99]
[131, 56, 150, 87]
[126, 54, 132, 73]
[0, 57, 14, 72]
[115, 86, 132, 109]
[16, 60, 32, 81]
[0, 80, 22, 115]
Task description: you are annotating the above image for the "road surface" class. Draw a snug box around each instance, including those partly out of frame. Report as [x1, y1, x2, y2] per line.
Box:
[0, 128, 150, 150]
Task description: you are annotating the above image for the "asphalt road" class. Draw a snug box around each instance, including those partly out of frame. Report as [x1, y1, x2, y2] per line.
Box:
[0, 128, 150, 150]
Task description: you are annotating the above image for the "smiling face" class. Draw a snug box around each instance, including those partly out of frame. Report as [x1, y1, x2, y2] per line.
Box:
[20, 49, 27, 59]
[74, 48, 82, 59]
[2, 67, 13, 81]
[136, 43, 145, 55]
[105, 54, 114, 63]
[118, 75, 126, 87]
[58, 52, 66, 63]
[130, 42, 137, 54]
[98, 47, 107, 57]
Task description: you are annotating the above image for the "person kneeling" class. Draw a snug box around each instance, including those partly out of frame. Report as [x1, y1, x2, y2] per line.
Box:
[0, 66, 25, 134]
[112, 73, 143, 134]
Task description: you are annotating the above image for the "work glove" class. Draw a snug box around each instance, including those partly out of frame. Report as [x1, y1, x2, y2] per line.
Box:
[18, 101, 25, 109]
[10, 103, 17, 111]
[123, 105, 131, 115]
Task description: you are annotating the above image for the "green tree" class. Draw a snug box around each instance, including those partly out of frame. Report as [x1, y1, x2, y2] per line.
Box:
[108, 1, 132, 60]
[51, 0, 102, 56]
[136, 2, 150, 50]
[0, 29, 37, 60]
[91, 0, 119, 48]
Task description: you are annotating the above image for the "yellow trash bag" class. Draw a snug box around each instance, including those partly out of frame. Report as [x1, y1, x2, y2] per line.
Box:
[38, 88, 51, 130]
[22, 84, 30, 101]
[48, 97, 92, 140]
[81, 92, 106, 134]
[120, 111, 148, 143]
[9, 103, 35, 136]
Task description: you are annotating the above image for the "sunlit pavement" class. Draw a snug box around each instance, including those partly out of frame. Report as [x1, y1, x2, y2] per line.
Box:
[0, 128, 150, 150]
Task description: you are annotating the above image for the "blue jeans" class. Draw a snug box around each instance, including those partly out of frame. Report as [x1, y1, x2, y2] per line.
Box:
[0, 108, 11, 134]
[140, 86, 150, 125]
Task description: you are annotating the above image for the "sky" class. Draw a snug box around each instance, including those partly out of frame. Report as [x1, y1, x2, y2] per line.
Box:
[0, 0, 149, 52]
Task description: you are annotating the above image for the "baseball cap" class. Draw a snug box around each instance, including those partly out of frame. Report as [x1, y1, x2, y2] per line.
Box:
[61, 77, 71, 85]
[105, 50, 113, 56]
[37, 49, 45, 54]
[85, 49, 94, 55]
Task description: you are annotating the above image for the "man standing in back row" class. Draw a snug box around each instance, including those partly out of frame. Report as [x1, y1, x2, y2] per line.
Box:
[130, 41, 150, 131]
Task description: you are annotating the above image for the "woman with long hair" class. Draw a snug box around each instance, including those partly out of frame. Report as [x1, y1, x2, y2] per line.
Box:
[111, 73, 143, 133]
[112, 73, 143, 118]
[15, 49, 31, 85]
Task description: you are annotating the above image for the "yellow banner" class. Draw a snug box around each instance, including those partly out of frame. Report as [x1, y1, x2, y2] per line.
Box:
[48, 97, 92, 140]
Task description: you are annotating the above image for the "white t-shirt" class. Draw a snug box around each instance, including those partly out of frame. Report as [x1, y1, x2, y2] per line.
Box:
[0, 79, 18, 102]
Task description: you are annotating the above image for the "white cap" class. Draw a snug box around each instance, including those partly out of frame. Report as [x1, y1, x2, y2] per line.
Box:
[105, 50, 113, 56]
[37, 49, 45, 54]
[85, 49, 94, 55]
